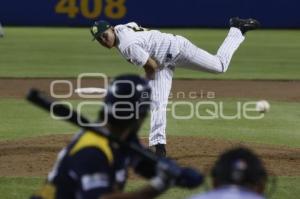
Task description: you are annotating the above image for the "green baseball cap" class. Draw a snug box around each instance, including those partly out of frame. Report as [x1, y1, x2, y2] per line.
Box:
[90, 20, 111, 40]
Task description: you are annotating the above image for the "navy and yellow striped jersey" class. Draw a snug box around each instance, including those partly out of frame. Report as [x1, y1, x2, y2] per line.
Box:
[30, 130, 132, 199]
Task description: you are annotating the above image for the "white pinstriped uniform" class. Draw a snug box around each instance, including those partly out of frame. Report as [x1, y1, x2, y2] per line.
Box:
[188, 186, 266, 199]
[115, 22, 245, 146]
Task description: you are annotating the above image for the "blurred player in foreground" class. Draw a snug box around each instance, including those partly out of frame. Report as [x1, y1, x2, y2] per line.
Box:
[188, 147, 268, 199]
[30, 74, 203, 199]
[90, 18, 260, 157]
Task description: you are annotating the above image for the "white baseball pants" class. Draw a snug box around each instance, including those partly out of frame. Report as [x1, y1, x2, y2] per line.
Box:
[149, 27, 245, 146]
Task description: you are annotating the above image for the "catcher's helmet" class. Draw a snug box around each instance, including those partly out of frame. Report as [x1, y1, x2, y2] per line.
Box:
[100, 74, 151, 127]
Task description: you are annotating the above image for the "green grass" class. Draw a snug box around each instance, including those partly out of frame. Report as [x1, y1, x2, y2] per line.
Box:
[1, 99, 299, 147]
[0, 28, 299, 79]
[0, 177, 299, 199]
[0, 99, 77, 140]
[164, 99, 300, 147]
[0, 177, 43, 199]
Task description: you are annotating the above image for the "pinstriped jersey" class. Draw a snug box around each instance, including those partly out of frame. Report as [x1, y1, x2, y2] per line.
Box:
[115, 22, 180, 68]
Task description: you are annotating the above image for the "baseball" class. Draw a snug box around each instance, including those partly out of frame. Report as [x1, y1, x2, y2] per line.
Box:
[256, 100, 270, 113]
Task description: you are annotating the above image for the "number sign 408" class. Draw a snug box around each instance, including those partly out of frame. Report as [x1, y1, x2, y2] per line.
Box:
[55, 0, 126, 19]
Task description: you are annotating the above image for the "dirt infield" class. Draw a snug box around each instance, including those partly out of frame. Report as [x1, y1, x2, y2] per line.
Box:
[0, 134, 299, 177]
[0, 78, 300, 101]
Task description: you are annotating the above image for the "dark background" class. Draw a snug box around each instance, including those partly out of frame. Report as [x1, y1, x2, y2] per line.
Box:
[0, 0, 299, 28]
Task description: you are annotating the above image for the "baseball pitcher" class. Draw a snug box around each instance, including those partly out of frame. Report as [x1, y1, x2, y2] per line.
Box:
[90, 18, 260, 156]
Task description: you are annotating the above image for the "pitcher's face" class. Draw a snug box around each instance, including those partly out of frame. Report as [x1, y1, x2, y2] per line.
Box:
[96, 28, 116, 49]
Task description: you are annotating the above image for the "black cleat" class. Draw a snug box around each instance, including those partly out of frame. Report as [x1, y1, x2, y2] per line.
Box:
[150, 144, 166, 157]
[230, 17, 261, 35]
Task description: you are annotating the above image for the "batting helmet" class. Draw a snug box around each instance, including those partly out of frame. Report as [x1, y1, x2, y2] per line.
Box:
[100, 74, 151, 128]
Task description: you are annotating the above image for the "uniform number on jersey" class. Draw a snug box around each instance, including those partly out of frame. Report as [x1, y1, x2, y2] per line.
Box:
[55, 0, 126, 19]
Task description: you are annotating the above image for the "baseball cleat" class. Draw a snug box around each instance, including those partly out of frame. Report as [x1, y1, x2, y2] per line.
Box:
[150, 144, 166, 157]
[230, 17, 261, 35]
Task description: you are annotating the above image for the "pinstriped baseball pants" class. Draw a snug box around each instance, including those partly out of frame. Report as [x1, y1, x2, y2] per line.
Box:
[149, 27, 245, 146]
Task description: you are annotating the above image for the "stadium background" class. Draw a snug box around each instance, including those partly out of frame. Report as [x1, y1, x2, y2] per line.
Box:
[1, 0, 300, 27]
[0, 0, 299, 198]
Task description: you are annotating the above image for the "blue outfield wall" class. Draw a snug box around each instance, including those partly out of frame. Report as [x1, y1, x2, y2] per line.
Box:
[0, 0, 300, 28]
